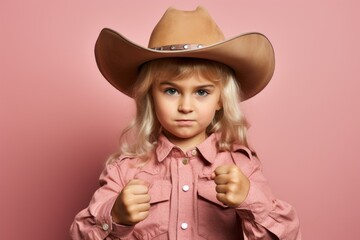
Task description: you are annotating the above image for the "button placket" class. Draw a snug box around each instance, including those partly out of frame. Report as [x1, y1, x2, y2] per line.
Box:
[177, 154, 193, 238]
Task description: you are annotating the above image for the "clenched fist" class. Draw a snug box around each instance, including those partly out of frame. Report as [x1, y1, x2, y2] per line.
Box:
[111, 179, 151, 226]
[211, 165, 250, 208]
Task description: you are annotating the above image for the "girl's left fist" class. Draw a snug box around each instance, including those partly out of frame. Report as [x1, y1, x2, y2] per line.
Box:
[211, 165, 250, 208]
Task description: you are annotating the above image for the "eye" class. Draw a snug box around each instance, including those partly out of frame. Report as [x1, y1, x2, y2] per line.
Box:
[164, 88, 179, 95]
[196, 89, 209, 96]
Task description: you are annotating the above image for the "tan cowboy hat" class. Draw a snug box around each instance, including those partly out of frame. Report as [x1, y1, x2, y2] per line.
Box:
[95, 6, 275, 100]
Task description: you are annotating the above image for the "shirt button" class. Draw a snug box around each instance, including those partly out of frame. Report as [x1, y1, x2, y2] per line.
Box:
[181, 222, 188, 230]
[182, 185, 190, 192]
[102, 223, 109, 231]
[191, 149, 197, 156]
[182, 158, 189, 165]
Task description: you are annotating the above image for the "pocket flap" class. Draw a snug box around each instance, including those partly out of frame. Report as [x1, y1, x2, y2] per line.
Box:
[149, 180, 172, 204]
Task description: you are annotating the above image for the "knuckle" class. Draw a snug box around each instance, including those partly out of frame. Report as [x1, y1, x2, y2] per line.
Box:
[216, 193, 225, 202]
[142, 210, 150, 218]
[227, 193, 236, 202]
[226, 194, 241, 207]
[127, 215, 138, 224]
[142, 203, 151, 211]
[121, 195, 132, 206]
[142, 185, 149, 193]
[122, 187, 132, 196]
[229, 165, 239, 172]
[228, 183, 239, 192]
[127, 204, 136, 213]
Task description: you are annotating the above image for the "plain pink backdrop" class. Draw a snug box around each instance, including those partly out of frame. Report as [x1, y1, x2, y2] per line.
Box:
[1, 1, 359, 239]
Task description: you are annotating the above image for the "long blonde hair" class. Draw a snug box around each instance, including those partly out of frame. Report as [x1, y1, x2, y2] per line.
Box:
[108, 58, 250, 163]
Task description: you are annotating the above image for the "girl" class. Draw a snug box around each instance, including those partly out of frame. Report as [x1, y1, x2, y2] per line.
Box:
[70, 6, 301, 240]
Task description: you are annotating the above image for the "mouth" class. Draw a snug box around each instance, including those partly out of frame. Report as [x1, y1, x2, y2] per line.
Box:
[175, 119, 194, 126]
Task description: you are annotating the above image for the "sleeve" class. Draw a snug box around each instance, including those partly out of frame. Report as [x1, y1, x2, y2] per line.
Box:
[231, 149, 302, 240]
[69, 161, 135, 240]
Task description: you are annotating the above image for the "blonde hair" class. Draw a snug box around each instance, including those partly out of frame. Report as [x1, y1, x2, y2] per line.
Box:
[108, 58, 250, 163]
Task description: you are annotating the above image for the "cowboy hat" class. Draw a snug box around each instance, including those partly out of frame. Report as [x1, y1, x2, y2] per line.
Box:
[95, 6, 275, 100]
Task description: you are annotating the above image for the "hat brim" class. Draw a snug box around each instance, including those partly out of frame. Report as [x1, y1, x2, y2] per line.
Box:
[95, 28, 275, 100]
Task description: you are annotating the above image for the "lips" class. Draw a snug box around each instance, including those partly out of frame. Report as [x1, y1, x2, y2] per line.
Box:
[175, 119, 194, 126]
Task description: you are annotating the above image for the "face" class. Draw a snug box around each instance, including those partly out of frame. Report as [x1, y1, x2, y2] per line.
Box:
[151, 75, 222, 151]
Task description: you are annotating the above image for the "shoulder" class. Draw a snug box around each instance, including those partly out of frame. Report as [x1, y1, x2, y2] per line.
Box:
[111, 153, 160, 178]
[104, 154, 143, 178]
[229, 144, 262, 176]
[111, 154, 149, 172]
[231, 143, 254, 160]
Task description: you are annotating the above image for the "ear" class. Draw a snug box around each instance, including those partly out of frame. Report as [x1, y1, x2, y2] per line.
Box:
[216, 100, 222, 111]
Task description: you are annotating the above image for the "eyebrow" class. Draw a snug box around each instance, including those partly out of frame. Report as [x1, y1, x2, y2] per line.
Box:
[159, 81, 216, 89]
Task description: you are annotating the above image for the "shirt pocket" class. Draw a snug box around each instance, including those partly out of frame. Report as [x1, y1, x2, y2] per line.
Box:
[132, 180, 172, 240]
[197, 179, 242, 240]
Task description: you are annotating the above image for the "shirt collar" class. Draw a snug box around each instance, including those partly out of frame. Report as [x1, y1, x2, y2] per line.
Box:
[155, 133, 219, 164]
[196, 133, 218, 164]
[155, 134, 176, 162]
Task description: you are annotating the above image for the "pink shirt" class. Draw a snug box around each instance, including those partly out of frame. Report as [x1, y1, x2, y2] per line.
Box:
[70, 134, 301, 239]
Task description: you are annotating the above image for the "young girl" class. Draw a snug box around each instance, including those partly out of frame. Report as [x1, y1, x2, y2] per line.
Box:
[70, 6, 301, 240]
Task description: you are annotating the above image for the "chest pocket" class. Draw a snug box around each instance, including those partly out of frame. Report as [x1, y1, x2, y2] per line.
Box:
[197, 179, 242, 240]
[127, 180, 171, 240]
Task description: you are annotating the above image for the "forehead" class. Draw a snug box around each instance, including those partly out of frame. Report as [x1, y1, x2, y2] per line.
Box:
[147, 58, 228, 84]
[156, 74, 219, 87]
[152, 66, 223, 88]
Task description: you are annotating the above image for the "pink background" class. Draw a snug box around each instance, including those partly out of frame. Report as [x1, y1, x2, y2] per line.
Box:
[1, 1, 359, 239]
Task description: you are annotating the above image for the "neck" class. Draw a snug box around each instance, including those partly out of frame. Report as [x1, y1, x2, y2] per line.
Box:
[162, 131, 208, 152]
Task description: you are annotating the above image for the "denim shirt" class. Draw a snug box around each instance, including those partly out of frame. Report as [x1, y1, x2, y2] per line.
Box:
[70, 134, 301, 240]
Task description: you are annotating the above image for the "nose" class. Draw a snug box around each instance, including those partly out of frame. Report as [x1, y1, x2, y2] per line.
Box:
[178, 95, 193, 113]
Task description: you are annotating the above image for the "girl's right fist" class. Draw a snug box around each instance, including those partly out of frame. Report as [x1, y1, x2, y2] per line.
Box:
[111, 179, 151, 226]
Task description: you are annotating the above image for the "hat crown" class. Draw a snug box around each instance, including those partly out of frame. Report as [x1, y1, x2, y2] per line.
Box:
[148, 6, 225, 48]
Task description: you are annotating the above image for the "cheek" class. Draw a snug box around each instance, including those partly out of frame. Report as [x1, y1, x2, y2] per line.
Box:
[153, 98, 172, 119]
[201, 99, 221, 122]
[155, 107, 169, 121]
[199, 108, 217, 123]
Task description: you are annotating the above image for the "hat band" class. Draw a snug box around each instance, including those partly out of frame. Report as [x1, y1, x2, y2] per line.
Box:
[152, 43, 204, 51]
